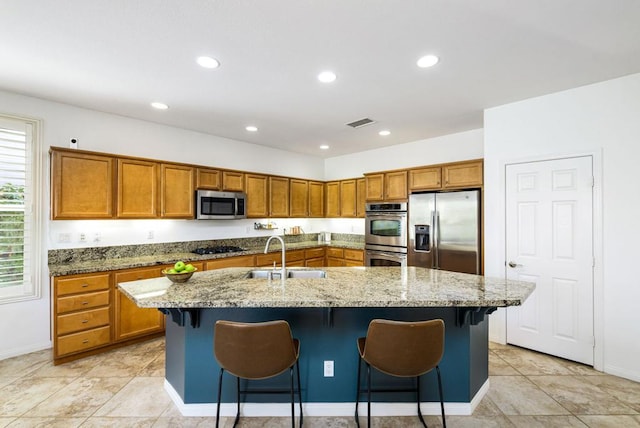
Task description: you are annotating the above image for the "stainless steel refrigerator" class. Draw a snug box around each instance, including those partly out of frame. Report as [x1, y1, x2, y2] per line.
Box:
[408, 190, 481, 274]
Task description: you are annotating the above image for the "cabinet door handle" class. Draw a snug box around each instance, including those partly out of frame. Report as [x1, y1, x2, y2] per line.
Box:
[81, 301, 89, 305]
[81, 283, 89, 288]
[82, 339, 89, 344]
[81, 319, 89, 323]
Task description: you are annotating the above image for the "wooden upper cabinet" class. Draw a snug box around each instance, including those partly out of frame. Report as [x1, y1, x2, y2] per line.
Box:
[409, 167, 441, 191]
[160, 163, 194, 218]
[340, 179, 357, 217]
[196, 168, 221, 190]
[365, 171, 407, 201]
[245, 173, 268, 217]
[442, 160, 483, 188]
[269, 176, 289, 217]
[365, 173, 384, 201]
[51, 149, 115, 219]
[117, 158, 158, 218]
[325, 181, 340, 217]
[290, 179, 308, 217]
[356, 178, 366, 218]
[385, 171, 407, 200]
[222, 171, 245, 192]
[308, 181, 324, 218]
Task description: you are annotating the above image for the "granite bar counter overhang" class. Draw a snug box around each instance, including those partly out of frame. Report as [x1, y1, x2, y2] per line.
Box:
[117, 267, 534, 417]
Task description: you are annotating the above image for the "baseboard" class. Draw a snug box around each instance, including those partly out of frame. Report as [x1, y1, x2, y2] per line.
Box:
[604, 364, 640, 383]
[0, 341, 51, 361]
[164, 378, 490, 417]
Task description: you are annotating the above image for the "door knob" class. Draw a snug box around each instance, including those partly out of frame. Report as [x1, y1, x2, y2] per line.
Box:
[508, 261, 520, 268]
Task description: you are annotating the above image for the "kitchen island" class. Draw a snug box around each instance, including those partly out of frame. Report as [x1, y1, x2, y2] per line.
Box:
[118, 266, 534, 417]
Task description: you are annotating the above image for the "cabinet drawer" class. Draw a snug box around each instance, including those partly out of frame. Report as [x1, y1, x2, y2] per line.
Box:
[56, 326, 111, 356]
[57, 307, 110, 335]
[114, 267, 163, 283]
[286, 249, 305, 262]
[56, 273, 110, 296]
[305, 247, 325, 259]
[57, 290, 110, 314]
[205, 255, 255, 270]
[256, 253, 282, 267]
[326, 248, 344, 258]
[344, 249, 364, 262]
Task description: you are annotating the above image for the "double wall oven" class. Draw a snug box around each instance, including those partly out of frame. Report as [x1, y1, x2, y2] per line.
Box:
[364, 202, 408, 267]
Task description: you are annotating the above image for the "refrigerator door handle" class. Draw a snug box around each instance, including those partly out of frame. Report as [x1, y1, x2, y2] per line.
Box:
[431, 210, 438, 269]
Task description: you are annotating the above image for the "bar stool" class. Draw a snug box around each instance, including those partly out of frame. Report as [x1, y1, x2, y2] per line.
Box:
[214, 320, 303, 428]
[355, 318, 446, 428]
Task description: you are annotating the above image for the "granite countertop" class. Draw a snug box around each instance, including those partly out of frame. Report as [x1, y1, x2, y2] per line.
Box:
[48, 239, 363, 276]
[116, 266, 535, 309]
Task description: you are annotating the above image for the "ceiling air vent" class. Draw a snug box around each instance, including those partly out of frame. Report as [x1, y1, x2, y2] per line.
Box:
[346, 118, 375, 128]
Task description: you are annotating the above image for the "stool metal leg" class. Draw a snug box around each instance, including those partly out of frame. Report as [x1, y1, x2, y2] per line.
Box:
[366, 363, 372, 428]
[355, 356, 362, 427]
[436, 366, 446, 428]
[289, 367, 295, 428]
[416, 376, 427, 427]
[296, 360, 303, 427]
[233, 376, 240, 428]
[216, 368, 224, 428]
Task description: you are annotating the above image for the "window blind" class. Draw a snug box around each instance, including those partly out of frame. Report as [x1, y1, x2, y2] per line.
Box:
[0, 116, 37, 301]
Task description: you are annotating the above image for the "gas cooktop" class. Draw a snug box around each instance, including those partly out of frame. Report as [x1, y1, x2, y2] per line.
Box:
[192, 246, 246, 255]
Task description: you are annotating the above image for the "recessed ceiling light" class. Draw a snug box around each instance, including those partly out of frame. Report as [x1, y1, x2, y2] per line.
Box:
[196, 56, 220, 69]
[319, 145, 330, 150]
[379, 130, 391, 136]
[245, 125, 258, 132]
[317, 71, 337, 83]
[151, 102, 169, 110]
[417, 55, 439, 68]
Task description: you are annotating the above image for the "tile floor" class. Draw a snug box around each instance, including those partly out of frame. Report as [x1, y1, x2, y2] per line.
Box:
[1, 339, 639, 427]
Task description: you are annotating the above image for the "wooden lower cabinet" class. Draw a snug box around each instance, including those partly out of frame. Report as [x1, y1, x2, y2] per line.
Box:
[304, 247, 325, 267]
[326, 247, 364, 267]
[205, 255, 255, 270]
[53, 272, 112, 363]
[113, 267, 166, 342]
[256, 249, 304, 267]
[344, 249, 365, 267]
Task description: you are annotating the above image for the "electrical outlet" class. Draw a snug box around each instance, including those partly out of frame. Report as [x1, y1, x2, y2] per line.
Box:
[93, 232, 101, 242]
[78, 232, 87, 243]
[323, 360, 334, 377]
[147, 230, 154, 240]
[58, 233, 71, 243]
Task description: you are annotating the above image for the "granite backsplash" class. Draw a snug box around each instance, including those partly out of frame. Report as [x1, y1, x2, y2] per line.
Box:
[48, 233, 364, 265]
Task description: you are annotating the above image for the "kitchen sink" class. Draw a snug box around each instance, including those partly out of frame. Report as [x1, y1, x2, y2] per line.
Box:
[286, 269, 327, 279]
[245, 270, 275, 279]
[245, 269, 327, 279]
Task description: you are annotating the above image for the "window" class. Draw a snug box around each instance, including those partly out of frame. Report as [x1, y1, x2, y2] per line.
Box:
[0, 115, 42, 303]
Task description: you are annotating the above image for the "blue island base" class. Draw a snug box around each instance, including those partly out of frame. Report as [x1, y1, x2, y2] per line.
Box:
[164, 307, 490, 417]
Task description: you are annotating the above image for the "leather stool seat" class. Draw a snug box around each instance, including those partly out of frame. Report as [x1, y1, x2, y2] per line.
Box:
[214, 320, 302, 428]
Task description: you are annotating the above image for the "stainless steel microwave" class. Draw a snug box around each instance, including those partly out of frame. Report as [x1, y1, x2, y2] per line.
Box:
[195, 190, 247, 219]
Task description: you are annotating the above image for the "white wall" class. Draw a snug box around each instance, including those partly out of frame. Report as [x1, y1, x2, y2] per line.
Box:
[0, 89, 325, 359]
[484, 72, 640, 381]
[324, 129, 484, 180]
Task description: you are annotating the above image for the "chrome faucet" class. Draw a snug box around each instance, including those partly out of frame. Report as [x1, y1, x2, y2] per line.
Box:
[264, 235, 286, 279]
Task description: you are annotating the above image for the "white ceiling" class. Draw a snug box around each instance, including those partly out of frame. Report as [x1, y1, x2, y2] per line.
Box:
[2, 1, 640, 158]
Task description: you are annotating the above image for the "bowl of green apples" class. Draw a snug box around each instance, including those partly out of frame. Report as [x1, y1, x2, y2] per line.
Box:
[162, 261, 197, 283]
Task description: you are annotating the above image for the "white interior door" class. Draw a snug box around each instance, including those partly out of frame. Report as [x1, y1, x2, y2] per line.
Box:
[506, 156, 594, 365]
